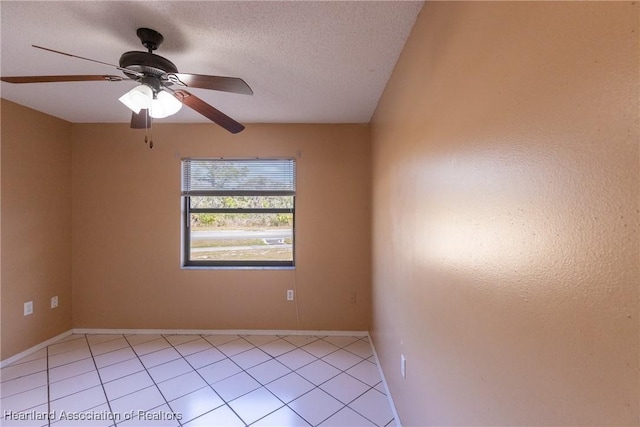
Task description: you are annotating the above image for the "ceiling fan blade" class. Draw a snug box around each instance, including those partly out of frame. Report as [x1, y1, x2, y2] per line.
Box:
[168, 73, 253, 95]
[130, 109, 151, 129]
[172, 89, 245, 134]
[1, 75, 125, 83]
[32, 45, 142, 77]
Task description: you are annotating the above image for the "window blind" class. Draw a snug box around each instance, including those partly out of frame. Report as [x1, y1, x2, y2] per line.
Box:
[182, 159, 296, 196]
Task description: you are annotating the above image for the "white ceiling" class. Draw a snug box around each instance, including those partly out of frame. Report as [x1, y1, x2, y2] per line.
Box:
[0, 1, 423, 125]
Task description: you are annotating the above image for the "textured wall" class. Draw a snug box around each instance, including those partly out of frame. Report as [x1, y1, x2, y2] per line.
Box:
[1, 99, 73, 360]
[71, 123, 371, 331]
[371, 2, 639, 425]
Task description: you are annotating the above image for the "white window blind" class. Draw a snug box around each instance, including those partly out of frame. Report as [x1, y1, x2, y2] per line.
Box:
[182, 159, 296, 196]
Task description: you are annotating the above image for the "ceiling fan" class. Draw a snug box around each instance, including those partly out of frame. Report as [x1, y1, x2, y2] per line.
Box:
[1, 28, 253, 138]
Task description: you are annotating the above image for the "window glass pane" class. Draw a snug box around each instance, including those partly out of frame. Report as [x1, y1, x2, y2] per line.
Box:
[190, 195, 293, 210]
[182, 158, 296, 267]
[190, 213, 293, 262]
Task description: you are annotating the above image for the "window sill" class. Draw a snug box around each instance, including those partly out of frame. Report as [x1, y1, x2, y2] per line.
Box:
[181, 266, 296, 271]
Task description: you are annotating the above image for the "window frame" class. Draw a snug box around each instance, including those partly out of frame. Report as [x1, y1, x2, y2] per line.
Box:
[181, 159, 296, 269]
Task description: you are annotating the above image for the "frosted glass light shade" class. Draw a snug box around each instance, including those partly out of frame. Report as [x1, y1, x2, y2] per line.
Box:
[150, 90, 183, 119]
[118, 85, 152, 114]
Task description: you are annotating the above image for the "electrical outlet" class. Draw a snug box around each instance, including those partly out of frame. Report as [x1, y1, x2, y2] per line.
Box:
[287, 290, 294, 301]
[51, 296, 59, 309]
[401, 354, 407, 378]
[24, 301, 33, 316]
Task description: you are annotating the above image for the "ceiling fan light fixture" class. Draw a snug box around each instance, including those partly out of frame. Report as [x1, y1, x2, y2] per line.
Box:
[150, 90, 182, 119]
[119, 84, 152, 114]
[6, 28, 251, 134]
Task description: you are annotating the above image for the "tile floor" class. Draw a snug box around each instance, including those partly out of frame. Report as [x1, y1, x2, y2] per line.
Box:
[0, 333, 397, 427]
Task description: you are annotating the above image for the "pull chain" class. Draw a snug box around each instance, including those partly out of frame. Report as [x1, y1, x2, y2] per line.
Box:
[149, 116, 153, 149]
[143, 110, 153, 149]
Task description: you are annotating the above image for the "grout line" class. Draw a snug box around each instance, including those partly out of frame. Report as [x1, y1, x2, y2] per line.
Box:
[0, 371, 49, 399]
[47, 355, 94, 371]
[83, 334, 118, 427]
[48, 363, 103, 386]
[121, 334, 185, 427]
[232, 334, 359, 425]
[212, 334, 288, 422]
[285, 343, 371, 426]
[290, 335, 388, 426]
[230, 336, 296, 424]
[346, 386, 389, 426]
[161, 334, 239, 425]
[1, 330, 74, 369]
[1, 352, 48, 370]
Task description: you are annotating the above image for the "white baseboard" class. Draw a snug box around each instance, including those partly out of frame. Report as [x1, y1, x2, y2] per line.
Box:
[72, 328, 368, 337]
[368, 332, 402, 427]
[0, 329, 72, 368]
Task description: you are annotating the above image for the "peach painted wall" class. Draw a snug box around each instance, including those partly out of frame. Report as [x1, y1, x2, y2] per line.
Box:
[71, 123, 370, 331]
[370, 2, 639, 426]
[1, 99, 73, 360]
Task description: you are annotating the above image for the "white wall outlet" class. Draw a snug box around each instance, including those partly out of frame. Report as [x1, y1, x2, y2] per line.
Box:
[287, 289, 294, 301]
[51, 296, 59, 309]
[24, 301, 33, 316]
[401, 354, 407, 378]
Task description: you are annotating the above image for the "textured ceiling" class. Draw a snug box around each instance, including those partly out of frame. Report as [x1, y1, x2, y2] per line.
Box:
[0, 1, 423, 125]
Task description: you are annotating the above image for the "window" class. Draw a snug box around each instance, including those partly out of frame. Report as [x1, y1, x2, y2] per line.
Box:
[182, 158, 296, 267]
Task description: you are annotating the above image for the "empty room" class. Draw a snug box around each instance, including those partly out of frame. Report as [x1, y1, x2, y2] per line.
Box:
[1, 1, 638, 426]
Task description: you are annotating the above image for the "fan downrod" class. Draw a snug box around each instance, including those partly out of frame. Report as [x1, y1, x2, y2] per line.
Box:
[136, 28, 164, 52]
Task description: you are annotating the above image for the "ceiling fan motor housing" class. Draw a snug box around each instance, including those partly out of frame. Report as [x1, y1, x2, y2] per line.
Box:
[119, 28, 177, 82]
[119, 51, 178, 80]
